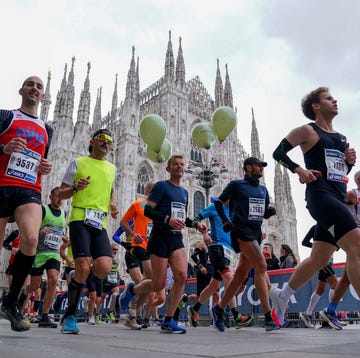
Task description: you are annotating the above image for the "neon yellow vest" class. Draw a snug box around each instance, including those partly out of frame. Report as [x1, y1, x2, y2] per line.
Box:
[69, 156, 116, 229]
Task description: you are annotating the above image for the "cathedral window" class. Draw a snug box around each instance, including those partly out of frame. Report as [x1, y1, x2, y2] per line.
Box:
[193, 191, 205, 216]
[137, 166, 150, 195]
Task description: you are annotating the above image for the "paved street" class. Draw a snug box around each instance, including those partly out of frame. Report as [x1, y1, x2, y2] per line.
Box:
[0, 319, 360, 357]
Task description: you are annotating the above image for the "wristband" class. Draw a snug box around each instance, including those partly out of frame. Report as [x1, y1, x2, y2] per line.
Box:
[164, 215, 170, 224]
[71, 184, 78, 193]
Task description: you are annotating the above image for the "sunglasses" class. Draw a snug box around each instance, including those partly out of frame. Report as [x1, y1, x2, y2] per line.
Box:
[94, 133, 113, 144]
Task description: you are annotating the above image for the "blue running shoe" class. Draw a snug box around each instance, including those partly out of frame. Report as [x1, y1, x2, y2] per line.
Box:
[211, 306, 225, 332]
[320, 309, 342, 330]
[265, 319, 281, 332]
[120, 282, 135, 311]
[61, 315, 80, 334]
[160, 318, 186, 334]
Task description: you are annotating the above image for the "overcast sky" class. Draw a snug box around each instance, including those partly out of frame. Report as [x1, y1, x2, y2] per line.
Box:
[2, 0, 360, 262]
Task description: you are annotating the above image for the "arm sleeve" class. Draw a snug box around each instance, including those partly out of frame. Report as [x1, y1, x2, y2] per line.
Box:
[190, 248, 201, 266]
[44, 123, 53, 159]
[273, 138, 300, 173]
[302, 225, 315, 248]
[214, 199, 228, 223]
[144, 204, 167, 222]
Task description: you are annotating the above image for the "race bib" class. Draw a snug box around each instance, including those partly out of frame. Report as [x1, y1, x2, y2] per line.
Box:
[84, 209, 104, 230]
[107, 271, 118, 284]
[222, 245, 234, 261]
[171, 202, 186, 221]
[6, 148, 40, 184]
[146, 222, 153, 240]
[248, 198, 265, 220]
[44, 231, 62, 250]
[325, 149, 348, 183]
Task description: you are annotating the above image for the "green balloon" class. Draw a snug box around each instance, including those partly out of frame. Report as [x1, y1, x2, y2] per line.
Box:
[211, 106, 237, 142]
[147, 138, 172, 163]
[139, 114, 166, 153]
[191, 122, 216, 149]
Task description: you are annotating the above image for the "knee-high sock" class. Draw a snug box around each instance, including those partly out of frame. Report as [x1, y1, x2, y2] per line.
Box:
[64, 278, 83, 318]
[306, 291, 320, 315]
[4, 251, 34, 306]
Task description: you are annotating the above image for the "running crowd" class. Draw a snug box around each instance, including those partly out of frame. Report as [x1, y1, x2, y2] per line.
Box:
[0, 76, 359, 336]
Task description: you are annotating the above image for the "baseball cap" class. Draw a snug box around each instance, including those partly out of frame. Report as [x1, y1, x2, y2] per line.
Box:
[243, 156, 267, 170]
[88, 128, 113, 153]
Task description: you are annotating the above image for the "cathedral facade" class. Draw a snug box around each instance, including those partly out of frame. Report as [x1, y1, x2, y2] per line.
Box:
[0, 32, 297, 288]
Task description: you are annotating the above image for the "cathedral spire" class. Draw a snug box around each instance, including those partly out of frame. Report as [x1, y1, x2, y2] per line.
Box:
[125, 46, 138, 102]
[111, 73, 118, 119]
[175, 36, 185, 89]
[250, 108, 261, 159]
[164, 30, 174, 83]
[60, 64, 67, 91]
[136, 57, 140, 94]
[92, 87, 102, 131]
[223, 64, 233, 109]
[40, 70, 52, 122]
[68, 56, 75, 86]
[76, 62, 91, 124]
[214, 59, 224, 108]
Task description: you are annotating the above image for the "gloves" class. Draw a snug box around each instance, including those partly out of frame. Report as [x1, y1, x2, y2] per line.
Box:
[264, 206, 276, 219]
[222, 220, 233, 233]
[120, 242, 132, 251]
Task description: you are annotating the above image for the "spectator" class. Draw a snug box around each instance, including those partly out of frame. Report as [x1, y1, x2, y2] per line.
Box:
[262, 243, 280, 270]
[279, 244, 298, 269]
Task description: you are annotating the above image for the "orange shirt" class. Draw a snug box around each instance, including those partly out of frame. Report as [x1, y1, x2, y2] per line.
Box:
[121, 199, 152, 249]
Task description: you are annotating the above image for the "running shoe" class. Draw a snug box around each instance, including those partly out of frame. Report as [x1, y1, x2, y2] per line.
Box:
[269, 286, 287, 326]
[82, 296, 89, 313]
[178, 294, 187, 309]
[61, 315, 80, 334]
[234, 314, 254, 329]
[186, 306, 199, 327]
[224, 312, 231, 328]
[124, 317, 141, 330]
[211, 306, 225, 332]
[265, 319, 281, 332]
[152, 319, 162, 326]
[108, 311, 116, 322]
[38, 316, 58, 328]
[120, 282, 135, 311]
[160, 318, 186, 334]
[141, 317, 150, 328]
[95, 314, 101, 324]
[88, 315, 95, 325]
[0, 303, 31, 332]
[299, 312, 314, 328]
[319, 309, 342, 330]
[270, 308, 282, 327]
[30, 313, 41, 323]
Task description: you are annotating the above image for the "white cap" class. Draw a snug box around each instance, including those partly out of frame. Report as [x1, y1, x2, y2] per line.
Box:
[354, 170, 360, 183]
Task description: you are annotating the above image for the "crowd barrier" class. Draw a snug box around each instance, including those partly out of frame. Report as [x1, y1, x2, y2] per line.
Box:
[53, 262, 360, 322]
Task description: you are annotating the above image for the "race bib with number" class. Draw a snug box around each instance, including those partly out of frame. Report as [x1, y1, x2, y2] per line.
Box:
[6, 148, 40, 184]
[107, 271, 118, 284]
[146, 222, 153, 240]
[84, 209, 104, 230]
[44, 230, 62, 250]
[248, 198, 265, 220]
[325, 149, 348, 183]
[171, 202, 186, 221]
[222, 245, 234, 261]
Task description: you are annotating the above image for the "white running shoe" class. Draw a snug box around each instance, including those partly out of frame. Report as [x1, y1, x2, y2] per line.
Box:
[88, 315, 95, 325]
[299, 312, 314, 328]
[269, 287, 288, 326]
[124, 317, 141, 330]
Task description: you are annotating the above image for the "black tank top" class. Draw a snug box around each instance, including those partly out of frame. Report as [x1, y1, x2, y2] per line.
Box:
[304, 122, 347, 201]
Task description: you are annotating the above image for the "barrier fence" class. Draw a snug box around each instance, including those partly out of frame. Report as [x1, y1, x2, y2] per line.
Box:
[52, 263, 360, 323]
